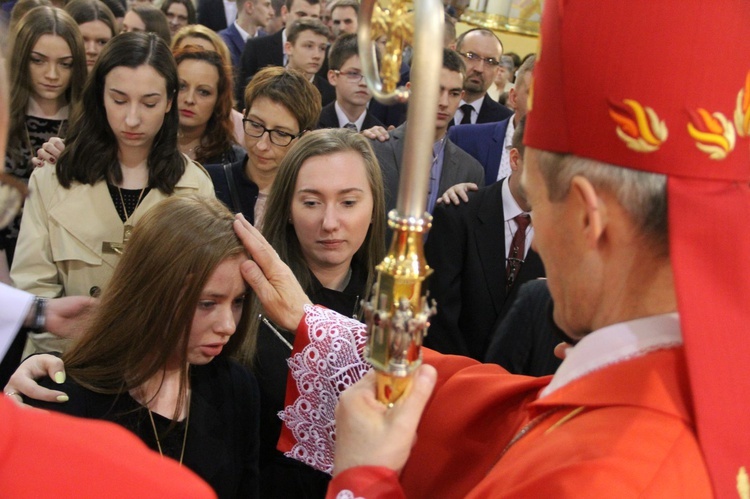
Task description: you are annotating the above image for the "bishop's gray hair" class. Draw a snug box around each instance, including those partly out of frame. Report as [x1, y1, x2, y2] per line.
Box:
[537, 151, 668, 254]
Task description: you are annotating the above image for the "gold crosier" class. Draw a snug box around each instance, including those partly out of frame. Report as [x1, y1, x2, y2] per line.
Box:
[358, 0, 444, 405]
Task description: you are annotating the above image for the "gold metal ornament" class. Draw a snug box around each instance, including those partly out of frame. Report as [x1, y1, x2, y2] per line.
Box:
[359, 0, 444, 405]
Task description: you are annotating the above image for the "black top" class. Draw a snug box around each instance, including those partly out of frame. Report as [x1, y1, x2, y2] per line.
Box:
[106, 185, 152, 222]
[27, 357, 260, 499]
[205, 152, 259, 225]
[254, 263, 367, 498]
[1, 115, 67, 262]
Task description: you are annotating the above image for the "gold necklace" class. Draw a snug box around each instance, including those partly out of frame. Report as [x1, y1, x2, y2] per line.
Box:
[116, 186, 146, 250]
[147, 394, 191, 466]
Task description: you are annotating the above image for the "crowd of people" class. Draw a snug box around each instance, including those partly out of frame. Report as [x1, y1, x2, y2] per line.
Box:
[1, 0, 748, 498]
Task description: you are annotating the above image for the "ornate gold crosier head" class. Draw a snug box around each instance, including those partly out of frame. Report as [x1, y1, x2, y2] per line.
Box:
[358, 0, 443, 405]
[358, 0, 414, 102]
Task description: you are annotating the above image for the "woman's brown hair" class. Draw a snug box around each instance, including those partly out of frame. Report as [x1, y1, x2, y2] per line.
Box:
[239, 128, 386, 364]
[173, 46, 237, 164]
[63, 195, 251, 420]
[7, 6, 86, 164]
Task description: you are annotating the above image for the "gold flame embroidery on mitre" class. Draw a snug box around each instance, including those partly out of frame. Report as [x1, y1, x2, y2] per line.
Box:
[687, 108, 736, 160]
[734, 72, 750, 138]
[609, 99, 668, 153]
[738, 466, 749, 499]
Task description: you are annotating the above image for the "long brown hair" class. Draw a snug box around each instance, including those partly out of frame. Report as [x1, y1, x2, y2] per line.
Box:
[56, 32, 184, 193]
[64, 196, 251, 420]
[239, 129, 386, 364]
[173, 46, 237, 164]
[7, 6, 86, 164]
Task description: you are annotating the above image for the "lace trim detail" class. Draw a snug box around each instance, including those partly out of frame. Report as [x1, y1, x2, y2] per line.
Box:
[280, 305, 370, 473]
[336, 491, 365, 499]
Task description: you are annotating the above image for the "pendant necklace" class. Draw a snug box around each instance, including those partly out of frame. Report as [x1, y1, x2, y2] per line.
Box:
[116, 186, 146, 253]
[147, 393, 191, 466]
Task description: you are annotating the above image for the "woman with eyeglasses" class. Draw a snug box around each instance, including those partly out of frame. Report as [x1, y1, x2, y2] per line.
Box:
[206, 66, 321, 230]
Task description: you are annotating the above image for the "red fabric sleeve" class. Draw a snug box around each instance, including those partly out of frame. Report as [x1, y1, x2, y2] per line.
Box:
[0, 396, 216, 498]
[326, 467, 406, 499]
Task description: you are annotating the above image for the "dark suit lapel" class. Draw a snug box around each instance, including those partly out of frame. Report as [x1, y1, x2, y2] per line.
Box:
[474, 180, 508, 315]
[362, 110, 384, 129]
[391, 125, 406, 174]
[317, 103, 338, 128]
[498, 248, 545, 320]
[484, 120, 508, 184]
[229, 26, 244, 56]
[477, 95, 492, 123]
[438, 140, 460, 194]
[271, 30, 284, 65]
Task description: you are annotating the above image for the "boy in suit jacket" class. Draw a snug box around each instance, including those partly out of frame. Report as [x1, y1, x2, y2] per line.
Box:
[284, 18, 335, 106]
[424, 116, 544, 361]
[317, 34, 383, 131]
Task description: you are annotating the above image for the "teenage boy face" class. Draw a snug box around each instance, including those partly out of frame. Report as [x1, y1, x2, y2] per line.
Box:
[328, 54, 370, 108]
[285, 30, 328, 77]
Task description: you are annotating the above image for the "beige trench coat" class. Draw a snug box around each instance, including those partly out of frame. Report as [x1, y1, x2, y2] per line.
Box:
[10, 159, 216, 353]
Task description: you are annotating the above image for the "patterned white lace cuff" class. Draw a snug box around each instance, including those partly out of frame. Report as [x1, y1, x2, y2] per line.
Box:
[279, 305, 370, 473]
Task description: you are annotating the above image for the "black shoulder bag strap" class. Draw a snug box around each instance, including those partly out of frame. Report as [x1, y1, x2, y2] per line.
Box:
[223, 162, 243, 214]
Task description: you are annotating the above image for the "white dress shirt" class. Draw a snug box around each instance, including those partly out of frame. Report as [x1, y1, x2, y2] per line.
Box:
[223, 0, 237, 28]
[453, 98, 482, 125]
[334, 102, 367, 131]
[540, 313, 682, 398]
[497, 115, 516, 181]
[0, 284, 33, 361]
[502, 177, 533, 260]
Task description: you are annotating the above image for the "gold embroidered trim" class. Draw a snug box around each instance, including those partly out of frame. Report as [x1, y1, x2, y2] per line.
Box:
[609, 99, 668, 153]
[687, 108, 736, 160]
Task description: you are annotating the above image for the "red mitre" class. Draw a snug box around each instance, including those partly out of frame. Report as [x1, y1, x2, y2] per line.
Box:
[525, 1, 750, 497]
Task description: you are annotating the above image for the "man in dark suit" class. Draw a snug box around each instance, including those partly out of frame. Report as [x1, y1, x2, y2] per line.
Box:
[449, 28, 513, 126]
[448, 55, 535, 187]
[368, 49, 485, 216]
[197, 0, 235, 32]
[284, 18, 335, 106]
[484, 279, 562, 376]
[317, 34, 383, 131]
[219, 0, 273, 69]
[424, 116, 545, 361]
[238, 0, 321, 105]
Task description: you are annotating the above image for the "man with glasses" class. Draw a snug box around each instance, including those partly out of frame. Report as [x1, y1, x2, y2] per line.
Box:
[317, 34, 384, 132]
[451, 28, 513, 126]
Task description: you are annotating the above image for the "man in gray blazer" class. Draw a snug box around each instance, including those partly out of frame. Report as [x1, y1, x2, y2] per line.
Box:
[368, 49, 485, 216]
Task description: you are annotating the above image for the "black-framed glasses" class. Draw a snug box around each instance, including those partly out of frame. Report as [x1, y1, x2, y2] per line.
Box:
[458, 51, 501, 67]
[0, 172, 29, 230]
[333, 70, 365, 83]
[242, 119, 302, 147]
